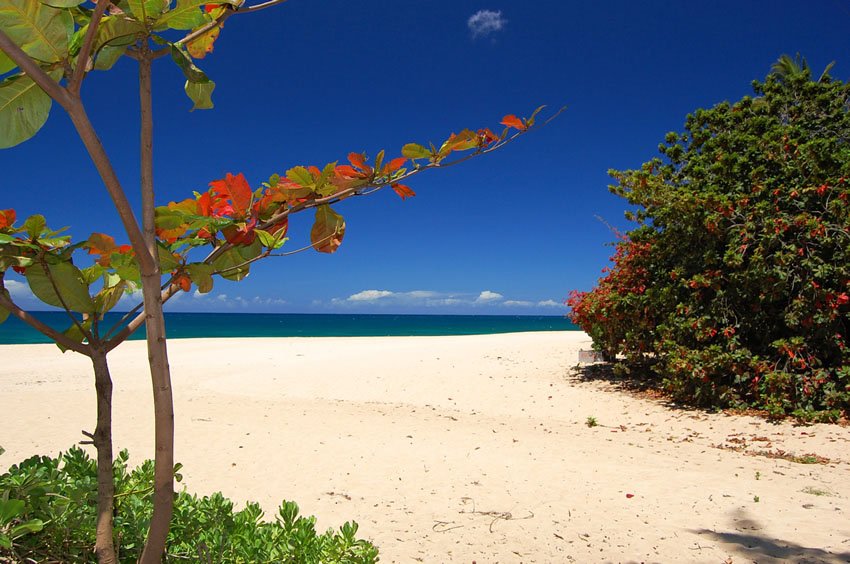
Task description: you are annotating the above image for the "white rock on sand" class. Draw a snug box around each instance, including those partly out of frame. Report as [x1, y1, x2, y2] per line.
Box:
[1, 331, 849, 563]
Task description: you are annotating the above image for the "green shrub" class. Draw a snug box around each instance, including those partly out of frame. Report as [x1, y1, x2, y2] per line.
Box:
[0, 447, 378, 563]
[569, 57, 850, 419]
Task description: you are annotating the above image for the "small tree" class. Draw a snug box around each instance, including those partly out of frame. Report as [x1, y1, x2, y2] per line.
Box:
[569, 57, 850, 420]
[0, 1, 556, 561]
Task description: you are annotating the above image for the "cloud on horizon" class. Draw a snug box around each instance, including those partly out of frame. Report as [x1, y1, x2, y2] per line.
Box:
[467, 9, 507, 38]
[331, 288, 564, 311]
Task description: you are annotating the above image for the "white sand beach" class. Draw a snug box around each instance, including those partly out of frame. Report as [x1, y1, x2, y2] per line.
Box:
[1, 332, 849, 563]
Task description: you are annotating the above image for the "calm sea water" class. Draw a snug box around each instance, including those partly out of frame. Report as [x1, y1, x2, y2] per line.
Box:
[0, 312, 578, 345]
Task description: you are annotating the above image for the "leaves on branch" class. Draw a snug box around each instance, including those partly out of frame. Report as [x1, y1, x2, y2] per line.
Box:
[311, 205, 345, 254]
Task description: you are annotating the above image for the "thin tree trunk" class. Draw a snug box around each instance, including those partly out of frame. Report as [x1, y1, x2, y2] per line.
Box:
[91, 350, 117, 564]
[137, 51, 175, 564]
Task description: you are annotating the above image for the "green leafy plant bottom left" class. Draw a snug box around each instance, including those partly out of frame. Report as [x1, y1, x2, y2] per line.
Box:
[0, 447, 379, 563]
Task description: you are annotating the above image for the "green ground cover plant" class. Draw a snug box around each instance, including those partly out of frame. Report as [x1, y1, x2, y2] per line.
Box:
[569, 56, 850, 420]
[0, 447, 378, 563]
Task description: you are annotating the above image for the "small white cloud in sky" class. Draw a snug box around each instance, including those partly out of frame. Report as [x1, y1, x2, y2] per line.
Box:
[4, 279, 30, 299]
[503, 299, 534, 307]
[537, 299, 564, 308]
[467, 9, 507, 38]
[348, 290, 394, 302]
[476, 290, 504, 303]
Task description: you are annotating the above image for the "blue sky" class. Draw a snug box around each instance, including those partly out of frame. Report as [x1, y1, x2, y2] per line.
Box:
[3, 0, 850, 315]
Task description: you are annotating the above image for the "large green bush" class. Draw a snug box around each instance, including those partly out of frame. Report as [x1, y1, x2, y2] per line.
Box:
[569, 58, 850, 419]
[0, 447, 378, 563]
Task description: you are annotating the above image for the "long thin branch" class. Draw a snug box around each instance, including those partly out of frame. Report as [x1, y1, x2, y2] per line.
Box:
[68, 0, 110, 95]
[0, 30, 71, 109]
[105, 109, 563, 349]
[0, 275, 90, 356]
[176, 0, 290, 47]
[65, 100, 157, 274]
[139, 48, 156, 258]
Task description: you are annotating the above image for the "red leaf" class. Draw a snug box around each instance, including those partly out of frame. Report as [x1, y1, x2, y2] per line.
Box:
[87, 233, 118, 266]
[0, 209, 15, 229]
[500, 114, 527, 131]
[209, 173, 253, 217]
[334, 165, 362, 179]
[391, 183, 416, 200]
[626, 493, 635, 499]
[175, 273, 192, 292]
[348, 152, 370, 173]
[222, 220, 257, 246]
[196, 192, 213, 217]
[385, 157, 407, 173]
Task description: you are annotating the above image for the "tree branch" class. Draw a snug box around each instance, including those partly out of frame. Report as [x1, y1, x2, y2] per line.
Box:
[0, 274, 90, 356]
[0, 30, 72, 109]
[64, 100, 157, 274]
[103, 108, 563, 350]
[68, 0, 111, 95]
[176, 0, 290, 47]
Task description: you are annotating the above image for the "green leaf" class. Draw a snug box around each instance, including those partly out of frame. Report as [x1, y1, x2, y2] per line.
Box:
[155, 0, 206, 30]
[127, 0, 168, 21]
[25, 261, 95, 313]
[157, 244, 180, 271]
[57, 319, 90, 352]
[255, 229, 286, 250]
[186, 263, 214, 293]
[41, 0, 85, 6]
[0, 499, 24, 524]
[0, 302, 9, 325]
[169, 44, 208, 83]
[94, 279, 126, 315]
[169, 45, 215, 110]
[0, 0, 73, 64]
[286, 166, 314, 187]
[0, 70, 61, 149]
[184, 79, 214, 111]
[22, 214, 46, 238]
[93, 44, 127, 71]
[211, 247, 250, 281]
[10, 519, 44, 539]
[401, 143, 431, 160]
[95, 15, 146, 49]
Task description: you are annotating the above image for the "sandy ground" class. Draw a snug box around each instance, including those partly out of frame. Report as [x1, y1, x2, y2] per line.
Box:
[1, 331, 849, 563]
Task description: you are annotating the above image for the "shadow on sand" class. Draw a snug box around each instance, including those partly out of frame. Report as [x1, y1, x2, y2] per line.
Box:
[690, 508, 850, 563]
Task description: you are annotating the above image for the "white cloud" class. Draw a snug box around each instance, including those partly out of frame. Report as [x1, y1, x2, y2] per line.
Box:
[3, 279, 31, 299]
[348, 290, 394, 302]
[476, 290, 504, 303]
[467, 9, 507, 38]
[327, 288, 562, 311]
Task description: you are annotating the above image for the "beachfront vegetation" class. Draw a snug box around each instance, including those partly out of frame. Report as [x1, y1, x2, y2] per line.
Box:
[0, 448, 377, 563]
[569, 55, 850, 420]
[0, 2, 550, 561]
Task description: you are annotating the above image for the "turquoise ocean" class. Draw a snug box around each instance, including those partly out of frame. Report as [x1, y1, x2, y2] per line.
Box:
[0, 312, 578, 345]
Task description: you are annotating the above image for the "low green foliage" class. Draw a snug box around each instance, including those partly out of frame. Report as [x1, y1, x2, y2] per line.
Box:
[569, 57, 850, 419]
[0, 448, 378, 563]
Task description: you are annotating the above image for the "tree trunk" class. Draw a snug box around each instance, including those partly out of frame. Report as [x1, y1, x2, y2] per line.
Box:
[91, 350, 117, 564]
[138, 51, 176, 564]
